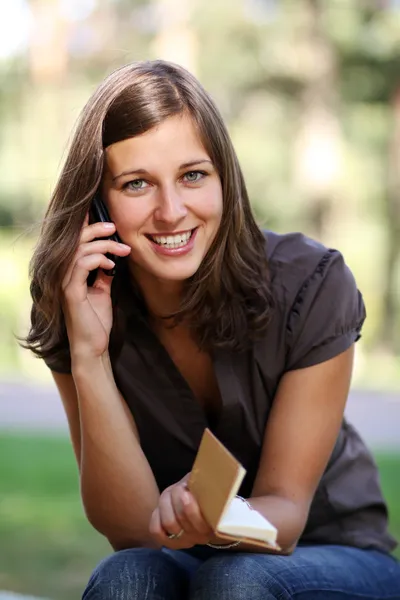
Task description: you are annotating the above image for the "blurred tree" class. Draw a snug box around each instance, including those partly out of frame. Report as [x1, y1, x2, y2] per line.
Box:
[72, 0, 153, 76]
[152, 0, 197, 72]
[333, 1, 400, 351]
[0, 57, 30, 227]
[380, 88, 400, 352]
[193, 0, 400, 351]
[29, 0, 69, 84]
[290, 0, 342, 240]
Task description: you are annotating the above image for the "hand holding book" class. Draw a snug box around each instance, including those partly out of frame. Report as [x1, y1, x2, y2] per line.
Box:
[188, 428, 280, 550]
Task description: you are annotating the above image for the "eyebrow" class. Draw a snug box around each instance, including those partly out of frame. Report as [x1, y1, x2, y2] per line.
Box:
[112, 159, 213, 182]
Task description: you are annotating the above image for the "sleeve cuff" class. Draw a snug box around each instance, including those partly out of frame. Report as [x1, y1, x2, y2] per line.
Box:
[286, 329, 361, 371]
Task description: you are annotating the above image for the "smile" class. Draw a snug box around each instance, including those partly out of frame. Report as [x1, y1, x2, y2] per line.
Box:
[146, 228, 195, 249]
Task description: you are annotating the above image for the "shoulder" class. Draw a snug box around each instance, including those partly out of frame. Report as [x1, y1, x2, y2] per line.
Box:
[263, 229, 358, 300]
[263, 229, 333, 289]
[261, 230, 366, 371]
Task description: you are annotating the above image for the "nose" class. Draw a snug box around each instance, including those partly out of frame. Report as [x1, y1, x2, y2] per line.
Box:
[154, 185, 188, 224]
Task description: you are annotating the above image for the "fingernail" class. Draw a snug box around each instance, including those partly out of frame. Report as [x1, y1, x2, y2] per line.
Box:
[103, 222, 115, 229]
[118, 243, 131, 250]
[182, 492, 190, 506]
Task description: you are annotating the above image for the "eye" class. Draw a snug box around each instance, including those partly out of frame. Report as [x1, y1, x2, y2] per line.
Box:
[182, 170, 207, 183]
[123, 179, 149, 192]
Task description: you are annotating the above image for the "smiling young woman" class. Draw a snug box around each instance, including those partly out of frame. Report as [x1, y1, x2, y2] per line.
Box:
[23, 60, 400, 600]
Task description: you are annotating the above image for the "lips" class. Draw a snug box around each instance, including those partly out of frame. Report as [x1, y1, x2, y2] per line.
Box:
[145, 226, 199, 257]
[146, 228, 196, 248]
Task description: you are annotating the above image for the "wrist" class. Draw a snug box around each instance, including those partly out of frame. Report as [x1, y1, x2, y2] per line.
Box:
[206, 497, 252, 550]
[71, 351, 112, 380]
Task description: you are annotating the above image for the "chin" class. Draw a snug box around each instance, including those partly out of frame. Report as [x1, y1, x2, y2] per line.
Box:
[151, 262, 202, 282]
[131, 252, 203, 282]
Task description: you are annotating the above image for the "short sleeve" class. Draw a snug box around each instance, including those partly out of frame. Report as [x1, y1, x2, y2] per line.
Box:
[285, 249, 366, 371]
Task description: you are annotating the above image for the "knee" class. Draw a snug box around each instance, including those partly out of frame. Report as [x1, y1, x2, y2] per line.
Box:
[190, 554, 289, 600]
[82, 548, 184, 600]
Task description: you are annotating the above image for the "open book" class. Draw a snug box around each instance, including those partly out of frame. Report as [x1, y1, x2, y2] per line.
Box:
[188, 428, 279, 550]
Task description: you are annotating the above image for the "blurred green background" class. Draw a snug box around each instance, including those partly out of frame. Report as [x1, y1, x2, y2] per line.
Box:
[1, 0, 399, 598]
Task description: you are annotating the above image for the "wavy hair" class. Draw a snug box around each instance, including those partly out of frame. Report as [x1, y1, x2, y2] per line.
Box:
[22, 60, 273, 365]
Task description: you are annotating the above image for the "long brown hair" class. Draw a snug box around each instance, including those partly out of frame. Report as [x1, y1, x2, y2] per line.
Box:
[23, 60, 273, 366]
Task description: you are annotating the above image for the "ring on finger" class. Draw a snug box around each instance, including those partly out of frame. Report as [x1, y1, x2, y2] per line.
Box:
[167, 528, 184, 540]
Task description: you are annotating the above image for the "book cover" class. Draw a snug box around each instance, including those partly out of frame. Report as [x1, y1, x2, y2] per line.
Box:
[188, 428, 280, 550]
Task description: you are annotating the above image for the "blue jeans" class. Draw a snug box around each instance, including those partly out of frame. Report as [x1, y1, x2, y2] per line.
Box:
[82, 544, 400, 599]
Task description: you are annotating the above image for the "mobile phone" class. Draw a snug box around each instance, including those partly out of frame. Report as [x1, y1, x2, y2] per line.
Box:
[88, 193, 122, 284]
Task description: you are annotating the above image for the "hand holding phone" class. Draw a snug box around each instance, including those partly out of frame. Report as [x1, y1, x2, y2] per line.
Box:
[59, 194, 130, 362]
[87, 194, 125, 285]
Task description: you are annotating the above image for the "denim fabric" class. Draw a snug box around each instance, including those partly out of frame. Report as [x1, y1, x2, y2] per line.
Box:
[82, 544, 400, 599]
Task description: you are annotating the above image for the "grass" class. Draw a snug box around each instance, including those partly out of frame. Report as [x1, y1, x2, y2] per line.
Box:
[0, 434, 109, 600]
[0, 434, 399, 600]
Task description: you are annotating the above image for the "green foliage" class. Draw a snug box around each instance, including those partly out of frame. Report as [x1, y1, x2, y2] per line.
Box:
[0, 231, 32, 376]
[194, 0, 400, 353]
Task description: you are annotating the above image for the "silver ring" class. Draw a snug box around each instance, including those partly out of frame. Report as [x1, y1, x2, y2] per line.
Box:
[167, 528, 184, 540]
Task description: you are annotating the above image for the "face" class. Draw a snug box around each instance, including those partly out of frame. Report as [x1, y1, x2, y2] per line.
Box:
[103, 113, 223, 288]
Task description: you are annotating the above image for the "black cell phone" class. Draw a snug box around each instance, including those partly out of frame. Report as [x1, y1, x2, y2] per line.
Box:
[88, 193, 122, 284]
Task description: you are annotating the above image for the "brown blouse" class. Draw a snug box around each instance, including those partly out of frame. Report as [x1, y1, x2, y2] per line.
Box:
[45, 230, 397, 554]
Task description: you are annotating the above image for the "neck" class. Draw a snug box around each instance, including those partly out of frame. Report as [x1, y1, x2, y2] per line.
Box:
[129, 264, 184, 321]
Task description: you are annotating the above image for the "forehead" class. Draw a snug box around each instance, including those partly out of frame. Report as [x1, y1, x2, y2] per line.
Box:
[104, 113, 208, 172]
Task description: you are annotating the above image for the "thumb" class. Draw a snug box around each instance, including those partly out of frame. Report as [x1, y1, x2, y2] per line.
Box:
[181, 473, 191, 488]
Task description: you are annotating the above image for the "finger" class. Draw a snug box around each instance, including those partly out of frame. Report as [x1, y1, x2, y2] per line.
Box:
[63, 254, 115, 299]
[149, 508, 199, 550]
[79, 239, 130, 257]
[158, 490, 187, 537]
[178, 473, 190, 488]
[61, 215, 96, 287]
[62, 221, 119, 288]
[149, 508, 165, 544]
[150, 507, 197, 548]
[63, 240, 130, 289]
[80, 221, 117, 244]
[170, 486, 198, 535]
[174, 489, 213, 536]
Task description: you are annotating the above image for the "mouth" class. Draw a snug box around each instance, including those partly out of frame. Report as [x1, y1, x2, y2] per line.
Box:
[145, 228, 197, 250]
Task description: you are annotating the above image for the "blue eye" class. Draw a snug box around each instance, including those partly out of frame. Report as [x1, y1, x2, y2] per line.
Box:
[124, 179, 148, 191]
[183, 170, 206, 183]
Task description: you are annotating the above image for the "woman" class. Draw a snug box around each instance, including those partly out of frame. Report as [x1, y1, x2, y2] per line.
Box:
[25, 60, 400, 599]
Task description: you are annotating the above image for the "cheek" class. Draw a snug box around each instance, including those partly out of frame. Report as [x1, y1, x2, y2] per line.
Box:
[109, 200, 149, 236]
[196, 185, 223, 220]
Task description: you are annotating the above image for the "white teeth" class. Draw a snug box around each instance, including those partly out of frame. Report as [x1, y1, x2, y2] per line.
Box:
[151, 230, 193, 248]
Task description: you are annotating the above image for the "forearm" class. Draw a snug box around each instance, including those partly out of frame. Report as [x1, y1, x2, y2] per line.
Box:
[246, 494, 307, 553]
[210, 494, 307, 554]
[72, 354, 160, 549]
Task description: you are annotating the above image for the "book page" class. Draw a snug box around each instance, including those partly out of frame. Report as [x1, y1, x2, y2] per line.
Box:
[218, 496, 278, 545]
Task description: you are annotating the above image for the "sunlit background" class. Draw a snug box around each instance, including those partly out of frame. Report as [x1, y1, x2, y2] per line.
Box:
[1, 1, 399, 598]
